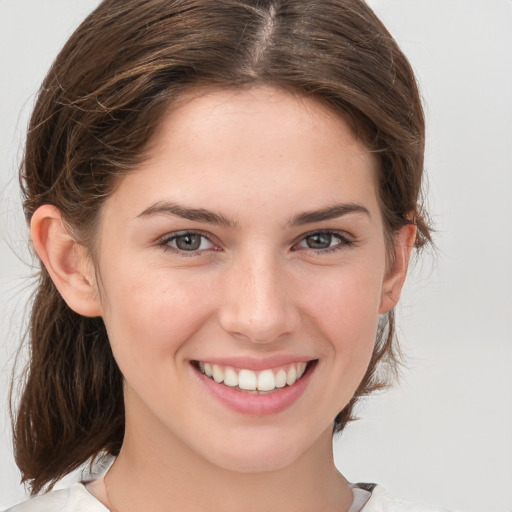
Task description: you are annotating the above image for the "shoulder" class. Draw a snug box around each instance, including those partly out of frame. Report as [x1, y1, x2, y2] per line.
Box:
[361, 485, 457, 512]
[3, 483, 108, 512]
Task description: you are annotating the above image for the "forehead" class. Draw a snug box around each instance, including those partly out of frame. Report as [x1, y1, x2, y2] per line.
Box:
[151, 85, 374, 166]
[103, 85, 380, 222]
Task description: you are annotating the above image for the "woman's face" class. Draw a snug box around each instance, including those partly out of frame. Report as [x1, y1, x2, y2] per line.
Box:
[92, 86, 411, 472]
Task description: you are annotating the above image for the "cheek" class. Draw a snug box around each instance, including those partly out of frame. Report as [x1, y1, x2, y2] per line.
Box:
[304, 261, 383, 326]
[298, 262, 384, 366]
[99, 266, 215, 369]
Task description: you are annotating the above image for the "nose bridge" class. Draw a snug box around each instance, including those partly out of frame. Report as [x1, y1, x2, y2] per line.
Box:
[219, 247, 297, 343]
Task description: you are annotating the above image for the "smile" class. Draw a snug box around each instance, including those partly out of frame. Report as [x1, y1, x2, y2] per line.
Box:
[195, 361, 310, 393]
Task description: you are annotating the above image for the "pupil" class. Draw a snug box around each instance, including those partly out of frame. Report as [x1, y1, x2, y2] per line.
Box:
[307, 233, 332, 249]
[176, 234, 201, 251]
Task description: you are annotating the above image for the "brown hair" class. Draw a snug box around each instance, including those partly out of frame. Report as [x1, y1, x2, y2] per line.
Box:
[14, 0, 431, 494]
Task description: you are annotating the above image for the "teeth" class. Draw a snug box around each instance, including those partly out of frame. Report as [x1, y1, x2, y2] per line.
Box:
[286, 366, 297, 386]
[223, 367, 238, 387]
[275, 369, 287, 388]
[238, 369, 257, 390]
[297, 362, 306, 379]
[257, 369, 275, 391]
[197, 361, 310, 392]
[212, 364, 224, 383]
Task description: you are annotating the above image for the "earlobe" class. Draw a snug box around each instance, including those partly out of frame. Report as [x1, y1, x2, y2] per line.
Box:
[31, 205, 103, 317]
[379, 223, 417, 314]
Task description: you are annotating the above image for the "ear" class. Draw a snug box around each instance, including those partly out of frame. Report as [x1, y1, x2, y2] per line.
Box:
[31, 205, 103, 317]
[379, 223, 417, 314]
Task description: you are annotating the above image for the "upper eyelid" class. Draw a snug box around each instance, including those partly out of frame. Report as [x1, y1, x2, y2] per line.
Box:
[293, 229, 353, 243]
[291, 229, 354, 252]
[157, 230, 219, 250]
[158, 229, 214, 242]
[156, 228, 353, 250]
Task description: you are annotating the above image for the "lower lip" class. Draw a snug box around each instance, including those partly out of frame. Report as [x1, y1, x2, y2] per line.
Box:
[193, 362, 316, 416]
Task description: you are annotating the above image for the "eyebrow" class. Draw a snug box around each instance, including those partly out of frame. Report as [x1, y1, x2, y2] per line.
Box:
[137, 201, 238, 228]
[288, 203, 371, 226]
[137, 201, 370, 228]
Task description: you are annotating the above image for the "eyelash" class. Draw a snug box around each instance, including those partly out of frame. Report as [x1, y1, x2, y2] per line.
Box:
[157, 229, 354, 256]
[158, 230, 218, 256]
[292, 230, 355, 254]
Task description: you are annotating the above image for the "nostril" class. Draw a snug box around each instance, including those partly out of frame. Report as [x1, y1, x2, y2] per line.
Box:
[219, 315, 300, 345]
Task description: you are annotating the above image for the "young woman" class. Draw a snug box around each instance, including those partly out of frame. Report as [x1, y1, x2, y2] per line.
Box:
[6, 1, 448, 511]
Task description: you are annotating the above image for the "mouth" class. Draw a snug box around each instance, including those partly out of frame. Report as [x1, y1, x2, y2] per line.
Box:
[192, 360, 316, 394]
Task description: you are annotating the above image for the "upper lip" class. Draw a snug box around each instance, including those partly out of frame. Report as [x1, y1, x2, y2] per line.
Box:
[191, 355, 317, 371]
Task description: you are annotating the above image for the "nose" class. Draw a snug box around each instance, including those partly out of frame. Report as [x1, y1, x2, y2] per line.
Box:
[218, 250, 299, 344]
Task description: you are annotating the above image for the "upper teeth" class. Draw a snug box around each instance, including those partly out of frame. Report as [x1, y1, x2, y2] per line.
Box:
[198, 362, 308, 392]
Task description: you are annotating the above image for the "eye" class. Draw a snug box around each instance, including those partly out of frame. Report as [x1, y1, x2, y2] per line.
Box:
[294, 231, 353, 252]
[160, 231, 216, 253]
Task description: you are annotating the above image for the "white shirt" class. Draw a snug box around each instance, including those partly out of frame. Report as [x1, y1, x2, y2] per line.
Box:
[3, 482, 454, 512]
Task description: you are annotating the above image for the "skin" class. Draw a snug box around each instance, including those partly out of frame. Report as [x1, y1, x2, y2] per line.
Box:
[32, 86, 415, 512]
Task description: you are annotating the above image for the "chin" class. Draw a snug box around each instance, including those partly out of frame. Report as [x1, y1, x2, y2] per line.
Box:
[198, 423, 330, 474]
[209, 446, 301, 474]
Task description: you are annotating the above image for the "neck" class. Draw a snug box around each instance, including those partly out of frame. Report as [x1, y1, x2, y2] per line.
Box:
[94, 384, 353, 512]
[101, 422, 351, 512]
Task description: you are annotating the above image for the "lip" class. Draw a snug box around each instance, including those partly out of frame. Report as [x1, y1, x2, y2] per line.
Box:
[193, 355, 314, 372]
[192, 359, 317, 416]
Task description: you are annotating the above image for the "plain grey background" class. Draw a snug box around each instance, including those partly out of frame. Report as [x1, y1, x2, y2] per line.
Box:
[1, 1, 511, 511]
